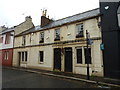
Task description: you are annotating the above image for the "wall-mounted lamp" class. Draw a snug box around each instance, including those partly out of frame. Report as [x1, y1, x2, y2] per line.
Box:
[31, 33, 34, 35]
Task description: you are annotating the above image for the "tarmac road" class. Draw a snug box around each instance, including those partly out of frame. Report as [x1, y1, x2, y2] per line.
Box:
[2, 67, 99, 88]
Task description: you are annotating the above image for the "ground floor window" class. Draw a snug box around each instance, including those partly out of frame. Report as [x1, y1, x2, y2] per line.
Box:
[76, 47, 92, 64]
[4, 51, 9, 60]
[39, 51, 44, 63]
[84, 47, 91, 64]
[18, 51, 28, 62]
[76, 48, 82, 64]
[0, 51, 2, 59]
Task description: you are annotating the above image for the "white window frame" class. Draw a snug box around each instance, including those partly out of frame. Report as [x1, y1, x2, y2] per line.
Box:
[22, 35, 26, 46]
[75, 46, 85, 65]
[39, 51, 44, 64]
[19, 51, 28, 62]
[54, 28, 60, 41]
[76, 23, 84, 38]
[39, 32, 44, 43]
[4, 51, 9, 60]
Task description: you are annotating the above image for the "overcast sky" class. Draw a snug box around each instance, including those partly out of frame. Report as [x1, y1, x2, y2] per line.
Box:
[0, 0, 99, 27]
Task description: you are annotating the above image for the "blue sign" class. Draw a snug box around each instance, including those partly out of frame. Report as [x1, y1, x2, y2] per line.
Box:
[88, 39, 93, 45]
[100, 43, 104, 50]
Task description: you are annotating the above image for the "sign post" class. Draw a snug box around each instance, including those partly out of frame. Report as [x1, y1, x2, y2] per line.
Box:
[86, 30, 90, 80]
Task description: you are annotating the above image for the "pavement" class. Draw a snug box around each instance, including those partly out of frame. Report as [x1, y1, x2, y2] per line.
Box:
[2, 66, 120, 88]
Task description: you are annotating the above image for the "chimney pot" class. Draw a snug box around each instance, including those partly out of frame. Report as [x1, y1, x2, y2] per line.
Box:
[25, 16, 32, 21]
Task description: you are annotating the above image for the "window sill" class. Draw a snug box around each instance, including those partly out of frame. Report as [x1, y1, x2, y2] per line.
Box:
[54, 39, 60, 41]
[21, 61, 27, 64]
[22, 44, 26, 46]
[39, 41, 44, 43]
[39, 62, 44, 64]
[75, 64, 92, 67]
[5, 43, 10, 44]
[76, 35, 84, 38]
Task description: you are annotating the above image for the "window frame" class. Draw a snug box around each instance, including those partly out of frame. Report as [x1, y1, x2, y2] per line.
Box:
[84, 47, 92, 64]
[22, 52, 24, 61]
[54, 28, 60, 41]
[19, 51, 28, 63]
[76, 47, 83, 64]
[0, 36, 3, 43]
[25, 51, 27, 62]
[4, 51, 9, 60]
[39, 32, 44, 43]
[39, 51, 44, 63]
[18, 52, 21, 62]
[76, 23, 84, 38]
[5, 32, 10, 44]
[22, 35, 26, 46]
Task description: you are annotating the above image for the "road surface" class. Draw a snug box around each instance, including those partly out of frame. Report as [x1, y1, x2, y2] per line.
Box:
[2, 67, 99, 88]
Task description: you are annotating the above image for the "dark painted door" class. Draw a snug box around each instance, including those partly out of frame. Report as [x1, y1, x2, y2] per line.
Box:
[64, 47, 72, 72]
[18, 52, 21, 67]
[54, 48, 61, 71]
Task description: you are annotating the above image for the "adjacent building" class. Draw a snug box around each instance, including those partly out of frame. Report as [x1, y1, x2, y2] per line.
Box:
[13, 8, 104, 77]
[100, 1, 120, 79]
[0, 26, 15, 66]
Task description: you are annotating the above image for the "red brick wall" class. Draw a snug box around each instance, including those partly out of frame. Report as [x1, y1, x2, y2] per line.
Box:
[0, 50, 2, 65]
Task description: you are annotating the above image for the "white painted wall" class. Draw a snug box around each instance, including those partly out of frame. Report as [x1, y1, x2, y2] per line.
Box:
[0, 31, 14, 50]
[13, 46, 53, 71]
[13, 17, 103, 76]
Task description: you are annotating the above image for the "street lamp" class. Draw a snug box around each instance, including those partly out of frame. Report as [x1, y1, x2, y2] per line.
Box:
[86, 30, 91, 80]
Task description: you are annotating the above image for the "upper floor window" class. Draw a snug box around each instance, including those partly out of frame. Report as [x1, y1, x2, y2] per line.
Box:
[22, 35, 26, 46]
[76, 24, 84, 38]
[39, 32, 44, 43]
[54, 28, 60, 41]
[4, 51, 9, 60]
[0, 37, 3, 43]
[117, 5, 120, 27]
[5, 33, 10, 44]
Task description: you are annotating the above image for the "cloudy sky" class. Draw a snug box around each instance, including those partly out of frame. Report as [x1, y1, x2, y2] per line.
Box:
[0, 0, 99, 27]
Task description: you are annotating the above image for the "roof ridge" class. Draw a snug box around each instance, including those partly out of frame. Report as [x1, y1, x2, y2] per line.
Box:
[54, 8, 99, 22]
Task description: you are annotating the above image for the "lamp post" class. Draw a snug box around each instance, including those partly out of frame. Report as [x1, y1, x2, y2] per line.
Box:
[86, 30, 90, 80]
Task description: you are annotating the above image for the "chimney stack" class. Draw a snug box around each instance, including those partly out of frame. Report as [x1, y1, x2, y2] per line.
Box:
[0, 25, 7, 32]
[41, 9, 53, 27]
[25, 16, 32, 21]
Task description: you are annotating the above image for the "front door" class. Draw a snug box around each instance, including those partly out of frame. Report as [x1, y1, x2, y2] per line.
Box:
[18, 52, 21, 67]
[64, 47, 72, 72]
[54, 48, 61, 71]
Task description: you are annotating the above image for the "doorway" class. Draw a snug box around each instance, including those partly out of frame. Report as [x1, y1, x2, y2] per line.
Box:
[64, 47, 73, 72]
[54, 48, 61, 71]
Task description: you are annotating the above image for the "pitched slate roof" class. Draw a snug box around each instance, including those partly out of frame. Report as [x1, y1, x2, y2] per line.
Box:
[0, 28, 15, 35]
[16, 8, 100, 36]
